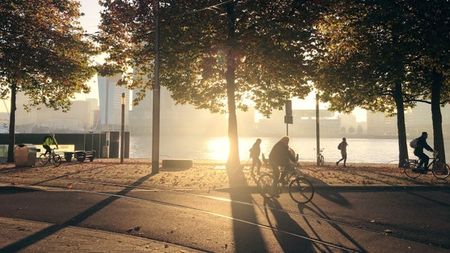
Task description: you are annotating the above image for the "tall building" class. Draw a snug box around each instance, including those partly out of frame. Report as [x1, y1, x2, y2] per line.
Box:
[98, 74, 130, 130]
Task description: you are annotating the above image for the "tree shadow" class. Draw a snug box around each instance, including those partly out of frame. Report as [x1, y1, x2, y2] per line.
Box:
[263, 197, 315, 253]
[0, 173, 155, 252]
[298, 203, 367, 253]
[0, 186, 38, 195]
[226, 168, 268, 252]
[303, 175, 352, 207]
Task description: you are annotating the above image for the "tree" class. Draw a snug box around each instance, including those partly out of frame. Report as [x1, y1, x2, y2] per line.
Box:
[97, 0, 318, 169]
[405, 0, 450, 163]
[0, 0, 96, 162]
[313, 1, 428, 167]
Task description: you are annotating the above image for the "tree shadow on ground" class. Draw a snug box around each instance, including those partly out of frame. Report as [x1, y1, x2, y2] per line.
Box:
[227, 167, 268, 253]
[298, 203, 367, 253]
[0, 186, 39, 195]
[303, 174, 352, 207]
[263, 197, 315, 253]
[0, 173, 155, 252]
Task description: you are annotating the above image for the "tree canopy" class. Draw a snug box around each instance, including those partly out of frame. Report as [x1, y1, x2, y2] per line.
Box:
[98, 0, 322, 168]
[0, 0, 96, 161]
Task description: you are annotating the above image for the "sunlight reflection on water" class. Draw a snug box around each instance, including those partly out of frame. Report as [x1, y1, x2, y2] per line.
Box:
[130, 136, 450, 164]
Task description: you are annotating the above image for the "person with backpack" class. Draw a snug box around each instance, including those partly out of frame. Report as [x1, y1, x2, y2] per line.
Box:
[412, 132, 433, 172]
[43, 134, 59, 156]
[336, 137, 348, 167]
[249, 138, 262, 175]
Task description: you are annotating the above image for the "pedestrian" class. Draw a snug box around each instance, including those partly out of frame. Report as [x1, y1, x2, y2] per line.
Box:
[269, 137, 297, 197]
[249, 138, 262, 175]
[412, 132, 433, 172]
[336, 137, 348, 167]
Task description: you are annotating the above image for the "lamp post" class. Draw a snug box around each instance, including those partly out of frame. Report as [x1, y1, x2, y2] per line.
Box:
[120, 93, 125, 164]
[152, 0, 160, 174]
[316, 93, 320, 166]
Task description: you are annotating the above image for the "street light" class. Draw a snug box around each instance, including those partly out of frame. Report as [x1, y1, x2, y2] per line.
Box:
[120, 92, 125, 164]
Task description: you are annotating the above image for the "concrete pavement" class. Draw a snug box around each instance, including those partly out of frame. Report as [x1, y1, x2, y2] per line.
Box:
[0, 184, 449, 252]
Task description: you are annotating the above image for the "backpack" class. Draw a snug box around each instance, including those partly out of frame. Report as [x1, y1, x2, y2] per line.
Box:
[409, 138, 419, 148]
[337, 143, 342, 150]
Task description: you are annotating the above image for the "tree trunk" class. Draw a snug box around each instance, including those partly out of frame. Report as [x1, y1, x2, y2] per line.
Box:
[7, 83, 17, 163]
[431, 70, 446, 163]
[393, 81, 409, 167]
[225, 2, 240, 170]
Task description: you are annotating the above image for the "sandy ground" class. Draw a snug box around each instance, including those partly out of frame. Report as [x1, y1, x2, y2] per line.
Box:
[0, 159, 448, 192]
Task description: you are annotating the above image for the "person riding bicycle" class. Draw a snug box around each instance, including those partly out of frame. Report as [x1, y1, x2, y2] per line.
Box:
[268, 137, 298, 197]
[413, 132, 433, 173]
[43, 134, 59, 156]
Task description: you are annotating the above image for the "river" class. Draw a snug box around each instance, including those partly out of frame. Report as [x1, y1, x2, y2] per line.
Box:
[130, 136, 450, 164]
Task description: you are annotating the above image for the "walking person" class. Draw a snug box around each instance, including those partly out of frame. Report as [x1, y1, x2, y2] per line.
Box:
[336, 137, 348, 167]
[412, 132, 434, 172]
[249, 138, 262, 175]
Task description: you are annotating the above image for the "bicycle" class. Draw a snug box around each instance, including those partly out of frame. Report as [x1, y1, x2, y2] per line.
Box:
[37, 148, 62, 167]
[257, 162, 315, 204]
[403, 152, 449, 180]
[316, 148, 325, 166]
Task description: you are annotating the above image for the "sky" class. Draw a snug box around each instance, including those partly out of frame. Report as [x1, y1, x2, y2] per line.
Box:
[1, 0, 366, 121]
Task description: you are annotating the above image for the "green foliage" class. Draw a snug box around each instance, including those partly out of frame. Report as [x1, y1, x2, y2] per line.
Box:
[313, 0, 449, 112]
[0, 0, 96, 111]
[97, 0, 321, 116]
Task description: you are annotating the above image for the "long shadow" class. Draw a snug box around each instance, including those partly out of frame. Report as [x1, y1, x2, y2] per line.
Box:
[0, 186, 38, 195]
[299, 203, 367, 253]
[0, 173, 155, 252]
[264, 197, 315, 253]
[31, 164, 111, 186]
[303, 175, 352, 207]
[0, 166, 35, 175]
[227, 168, 268, 253]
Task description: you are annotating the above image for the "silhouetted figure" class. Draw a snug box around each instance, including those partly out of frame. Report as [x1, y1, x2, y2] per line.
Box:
[249, 138, 262, 174]
[43, 134, 59, 155]
[413, 132, 433, 172]
[269, 137, 297, 197]
[336, 137, 348, 167]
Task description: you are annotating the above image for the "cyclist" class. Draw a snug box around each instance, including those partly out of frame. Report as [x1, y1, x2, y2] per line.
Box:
[268, 137, 298, 197]
[43, 134, 59, 156]
[249, 138, 262, 175]
[413, 132, 433, 173]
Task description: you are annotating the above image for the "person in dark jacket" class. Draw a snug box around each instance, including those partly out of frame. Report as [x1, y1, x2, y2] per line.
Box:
[269, 137, 297, 197]
[249, 138, 262, 175]
[414, 132, 434, 171]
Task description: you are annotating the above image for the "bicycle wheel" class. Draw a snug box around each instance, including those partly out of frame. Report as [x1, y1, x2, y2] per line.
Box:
[257, 173, 273, 197]
[288, 176, 314, 204]
[51, 154, 62, 167]
[432, 162, 450, 179]
[403, 161, 422, 179]
[37, 154, 49, 167]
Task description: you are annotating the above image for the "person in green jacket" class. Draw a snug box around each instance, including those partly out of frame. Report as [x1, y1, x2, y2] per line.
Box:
[43, 134, 59, 155]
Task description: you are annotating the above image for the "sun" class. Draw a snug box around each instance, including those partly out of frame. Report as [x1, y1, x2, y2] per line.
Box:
[207, 137, 229, 161]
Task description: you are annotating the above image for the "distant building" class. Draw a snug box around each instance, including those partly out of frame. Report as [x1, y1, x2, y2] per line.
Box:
[366, 111, 397, 137]
[97, 75, 130, 131]
[15, 93, 99, 133]
[129, 86, 228, 137]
